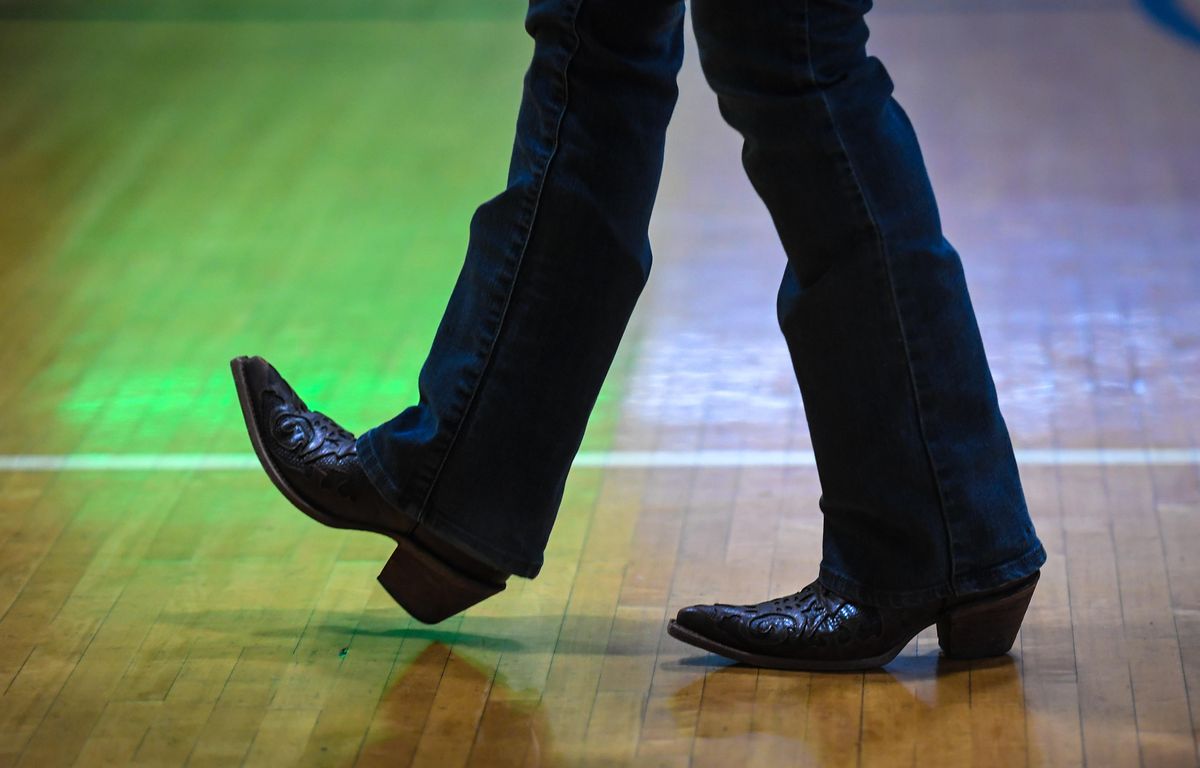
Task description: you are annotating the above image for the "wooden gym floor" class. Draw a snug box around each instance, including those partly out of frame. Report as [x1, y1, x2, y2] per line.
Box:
[2, 0, 1199, 765]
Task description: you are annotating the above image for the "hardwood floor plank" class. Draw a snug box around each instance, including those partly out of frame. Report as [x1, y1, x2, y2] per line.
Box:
[1, 3, 1198, 766]
[242, 708, 321, 768]
[185, 705, 267, 768]
[1159, 500, 1200, 764]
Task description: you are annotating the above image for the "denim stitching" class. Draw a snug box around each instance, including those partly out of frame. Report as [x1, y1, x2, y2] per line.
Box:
[413, 0, 586, 520]
[797, 0, 959, 590]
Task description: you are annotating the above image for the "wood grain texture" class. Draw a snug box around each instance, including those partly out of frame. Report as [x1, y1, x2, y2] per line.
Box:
[1, 1, 1198, 766]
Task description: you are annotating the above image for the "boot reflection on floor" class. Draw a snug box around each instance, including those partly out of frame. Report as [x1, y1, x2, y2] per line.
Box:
[359, 643, 551, 767]
[668, 650, 1032, 766]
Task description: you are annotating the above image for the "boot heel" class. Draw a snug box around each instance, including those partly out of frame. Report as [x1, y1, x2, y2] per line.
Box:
[378, 539, 506, 625]
[936, 573, 1039, 659]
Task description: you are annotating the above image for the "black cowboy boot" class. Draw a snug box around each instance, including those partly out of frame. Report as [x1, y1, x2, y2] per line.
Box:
[230, 355, 507, 623]
[667, 572, 1038, 671]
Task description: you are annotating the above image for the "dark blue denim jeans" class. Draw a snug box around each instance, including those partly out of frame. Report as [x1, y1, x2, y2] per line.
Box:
[358, 0, 1046, 607]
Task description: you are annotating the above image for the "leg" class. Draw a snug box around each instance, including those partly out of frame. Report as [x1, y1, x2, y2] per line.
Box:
[668, 0, 1044, 668]
[235, 0, 684, 622]
[355, 0, 686, 577]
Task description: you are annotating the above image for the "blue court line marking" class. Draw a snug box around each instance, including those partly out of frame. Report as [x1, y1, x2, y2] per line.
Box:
[0, 448, 1197, 471]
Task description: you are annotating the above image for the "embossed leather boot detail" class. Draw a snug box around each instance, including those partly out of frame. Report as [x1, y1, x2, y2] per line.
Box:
[231, 356, 507, 623]
[667, 572, 1039, 671]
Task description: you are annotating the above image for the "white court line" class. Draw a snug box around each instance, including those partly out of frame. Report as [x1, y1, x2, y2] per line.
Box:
[0, 448, 1197, 471]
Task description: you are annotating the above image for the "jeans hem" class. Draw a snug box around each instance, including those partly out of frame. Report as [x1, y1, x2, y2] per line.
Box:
[356, 429, 542, 579]
[420, 514, 544, 580]
[356, 428, 417, 516]
[951, 541, 1047, 596]
[818, 539, 1047, 609]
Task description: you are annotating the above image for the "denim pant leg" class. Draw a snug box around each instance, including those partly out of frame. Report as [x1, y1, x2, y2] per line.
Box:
[692, 0, 1045, 606]
[357, 0, 686, 578]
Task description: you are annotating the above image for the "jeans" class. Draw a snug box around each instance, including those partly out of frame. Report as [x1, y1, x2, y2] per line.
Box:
[357, 0, 1046, 607]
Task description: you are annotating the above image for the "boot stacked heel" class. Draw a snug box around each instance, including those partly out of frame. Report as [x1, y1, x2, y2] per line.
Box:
[377, 540, 506, 625]
[936, 572, 1039, 659]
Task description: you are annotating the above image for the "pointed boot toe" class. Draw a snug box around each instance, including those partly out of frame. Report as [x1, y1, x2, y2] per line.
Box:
[230, 355, 508, 623]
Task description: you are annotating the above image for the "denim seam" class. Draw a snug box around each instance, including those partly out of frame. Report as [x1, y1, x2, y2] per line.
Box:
[409, 0, 586, 523]
[797, 0, 959, 592]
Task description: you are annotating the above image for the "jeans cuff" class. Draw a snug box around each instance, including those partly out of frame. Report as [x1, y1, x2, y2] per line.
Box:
[818, 540, 1047, 609]
[356, 428, 542, 579]
[355, 427, 414, 516]
[951, 541, 1048, 596]
[419, 514, 544, 580]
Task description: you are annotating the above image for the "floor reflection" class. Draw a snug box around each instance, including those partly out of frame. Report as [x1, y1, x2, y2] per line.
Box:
[670, 650, 1037, 766]
[356, 642, 554, 767]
